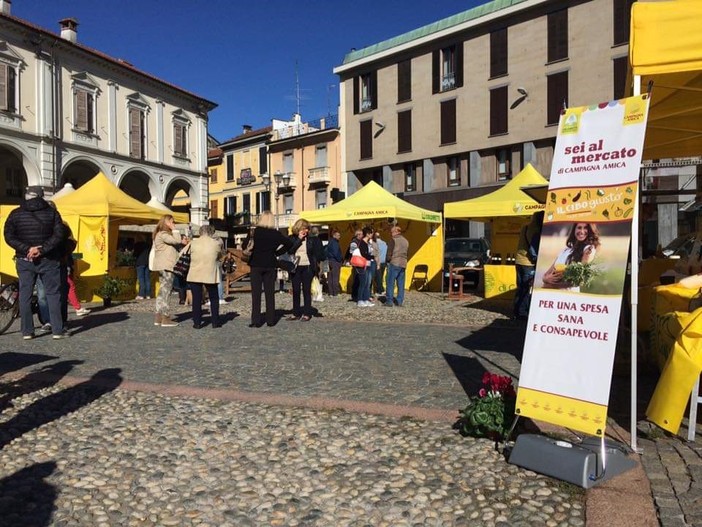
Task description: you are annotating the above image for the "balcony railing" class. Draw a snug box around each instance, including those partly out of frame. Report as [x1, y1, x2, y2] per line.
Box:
[277, 212, 299, 228]
[307, 166, 330, 185]
[441, 73, 456, 91]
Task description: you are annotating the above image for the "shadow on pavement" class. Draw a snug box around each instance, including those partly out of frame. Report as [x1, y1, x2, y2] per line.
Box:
[442, 353, 489, 398]
[0, 359, 84, 413]
[454, 320, 526, 362]
[0, 352, 56, 377]
[0, 368, 123, 450]
[67, 312, 130, 335]
[0, 461, 57, 527]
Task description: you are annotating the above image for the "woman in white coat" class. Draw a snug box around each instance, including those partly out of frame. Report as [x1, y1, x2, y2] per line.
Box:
[186, 224, 225, 329]
[152, 214, 186, 327]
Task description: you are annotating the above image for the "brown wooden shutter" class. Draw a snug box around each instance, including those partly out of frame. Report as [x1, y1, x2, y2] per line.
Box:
[210, 200, 218, 219]
[360, 120, 372, 159]
[75, 91, 88, 130]
[174, 123, 183, 155]
[440, 99, 456, 145]
[397, 59, 411, 103]
[0, 64, 8, 111]
[490, 86, 508, 135]
[613, 56, 628, 100]
[129, 108, 142, 158]
[432, 50, 440, 94]
[547, 71, 568, 125]
[397, 110, 412, 153]
[548, 10, 568, 63]
[490, 29, 508, 78]
[370, 70, 378, 110]
[454, 43, 464, 88]
[353, 76, 359, 114]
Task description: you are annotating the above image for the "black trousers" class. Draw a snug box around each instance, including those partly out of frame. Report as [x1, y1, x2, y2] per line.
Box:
[250, 266, 277, 325]
[189, 282, 219, 327]
[291, 265, 314, 317]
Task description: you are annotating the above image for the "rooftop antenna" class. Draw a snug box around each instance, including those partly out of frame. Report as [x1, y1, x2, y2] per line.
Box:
[285, 60, 310, 116]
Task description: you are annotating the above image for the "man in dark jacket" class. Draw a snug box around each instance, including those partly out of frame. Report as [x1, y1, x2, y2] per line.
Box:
[4, 185, 68, 339]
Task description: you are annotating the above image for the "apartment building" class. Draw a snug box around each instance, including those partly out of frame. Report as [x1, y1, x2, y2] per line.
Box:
[0, 1, 217, 224]
[335, 0, 634, 235]
[212, 125, 272, 233]
[267, 113, 342, 230]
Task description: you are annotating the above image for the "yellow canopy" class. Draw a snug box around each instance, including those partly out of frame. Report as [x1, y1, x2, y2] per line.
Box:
[300, 180, 442, 224]
[629, 0, 702, 160]
[53, 172, 187, 223]
[444, 163, 547, 220]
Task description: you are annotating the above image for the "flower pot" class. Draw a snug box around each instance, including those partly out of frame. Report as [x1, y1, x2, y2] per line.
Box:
[102, 297, 112, 308]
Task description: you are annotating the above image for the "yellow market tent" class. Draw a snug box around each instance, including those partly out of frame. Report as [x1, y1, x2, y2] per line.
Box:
[300, 181, 443, 291]
[627, 0, 702, 448]
[1, 173, 187, 299]
[629, 0, 702, 160]
[444, 163, 547, 220]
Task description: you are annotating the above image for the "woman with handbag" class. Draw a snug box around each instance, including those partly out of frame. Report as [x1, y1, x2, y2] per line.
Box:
[248, 211, 295, 328]
[186, 224, 225, 329]
[286, 218, 320, 321]
[152, 214, 187, 327]
[351, 226, 374, 307]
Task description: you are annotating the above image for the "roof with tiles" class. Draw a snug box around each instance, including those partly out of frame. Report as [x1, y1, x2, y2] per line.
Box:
[342, 0, 530, 65]
[0, 12, 217, 109]
[219, 126, 273, 146]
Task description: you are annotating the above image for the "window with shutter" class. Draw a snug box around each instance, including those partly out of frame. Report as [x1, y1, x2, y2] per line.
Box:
[316, 189, 327, 209]
[360, 120, 373, 160]
[210, 200, 218, 219]
[174, 122, 186, 156]
[315, 144, 327, 167]
[440, 46, 457, 91]
[74, 90, 96, 133]
[259, 146, 267, 174]
[613, 56, 627, 100]
[490, 86, 508, 136]
[547, 9, 568, 63]
[404, 163, 416, 192]
[0, 63, 17, 113]
[209, 169, 218, 184]
[613, 0, 634, 46]
[283, 193, 294, 214]
[490, 29, 508, 78]
[360, 73, 375, 113]
[440, 99, 456, 145]
[397, 59, 411, 103]
[447, 157, 460, 187]
[226, 154, 234, 181]
[547, 71, 568, 125]
[129, 108, 144, 159]
[397, 110, 412, 153]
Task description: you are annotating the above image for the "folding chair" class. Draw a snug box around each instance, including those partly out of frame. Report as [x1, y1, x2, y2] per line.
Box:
[411, 264, 429, 291]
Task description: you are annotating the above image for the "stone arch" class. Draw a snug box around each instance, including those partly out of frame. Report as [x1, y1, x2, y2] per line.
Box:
[117, 168, 155, 203]
[164, 177, 194, 215]
[60, 157, 102, 190]
[0, 139, 41, 203]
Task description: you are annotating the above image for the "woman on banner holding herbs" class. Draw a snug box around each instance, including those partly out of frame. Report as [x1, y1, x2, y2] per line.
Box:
[542, 222, 600, 292]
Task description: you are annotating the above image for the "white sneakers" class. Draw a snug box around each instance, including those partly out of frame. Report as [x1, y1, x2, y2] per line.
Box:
[75, 308, 91, 316]
[357, 301, 375, 307]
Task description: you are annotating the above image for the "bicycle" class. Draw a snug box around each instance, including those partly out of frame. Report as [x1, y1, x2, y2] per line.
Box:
[0, 281, 44, 335]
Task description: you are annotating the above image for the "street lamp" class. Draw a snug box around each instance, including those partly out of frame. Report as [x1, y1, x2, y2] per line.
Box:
[262, 170, 290, 229]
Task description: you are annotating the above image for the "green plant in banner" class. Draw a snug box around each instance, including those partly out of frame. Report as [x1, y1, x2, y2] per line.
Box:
[563, 261, 601, 288]
[456, 373, 516, 441]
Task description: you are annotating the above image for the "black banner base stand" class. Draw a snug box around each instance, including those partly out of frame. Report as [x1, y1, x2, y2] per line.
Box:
[507, 433, 637, 489]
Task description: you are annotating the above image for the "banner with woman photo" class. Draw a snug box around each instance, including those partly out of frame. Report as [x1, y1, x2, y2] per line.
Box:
[516, 95, 650, 436]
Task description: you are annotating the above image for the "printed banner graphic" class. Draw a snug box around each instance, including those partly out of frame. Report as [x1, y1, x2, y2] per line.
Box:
[517, 96, 650, 436]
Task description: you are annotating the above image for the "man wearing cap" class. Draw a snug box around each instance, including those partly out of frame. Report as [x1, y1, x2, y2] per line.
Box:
[4, 185, 68, 339]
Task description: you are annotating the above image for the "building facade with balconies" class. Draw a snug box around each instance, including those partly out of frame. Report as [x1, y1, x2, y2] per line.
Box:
[267, 113, 341, 230]
[0, 2, 217, 224]
[335, 0, 633, 236]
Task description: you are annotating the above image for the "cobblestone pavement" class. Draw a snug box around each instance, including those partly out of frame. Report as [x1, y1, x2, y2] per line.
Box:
[0, 290, 693, 525]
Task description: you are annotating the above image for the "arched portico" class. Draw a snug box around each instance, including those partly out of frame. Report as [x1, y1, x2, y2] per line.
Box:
[118, 169, 154, 203]
[60, 157, 101, 190]
[0, 140, 41, 203]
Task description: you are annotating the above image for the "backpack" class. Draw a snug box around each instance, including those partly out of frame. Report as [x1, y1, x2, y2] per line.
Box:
[241, 238, 254, 263]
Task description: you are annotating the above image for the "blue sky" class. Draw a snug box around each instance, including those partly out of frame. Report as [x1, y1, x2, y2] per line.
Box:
[15, 1, 489, 142]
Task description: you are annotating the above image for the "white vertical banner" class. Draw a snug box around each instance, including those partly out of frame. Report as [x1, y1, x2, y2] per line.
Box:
[517, 96, 650, 436]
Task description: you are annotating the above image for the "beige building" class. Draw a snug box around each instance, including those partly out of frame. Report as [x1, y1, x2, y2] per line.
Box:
[335, 0, 633, 235]
[0, 2, 216, 224]
[267, 114, 342, 230]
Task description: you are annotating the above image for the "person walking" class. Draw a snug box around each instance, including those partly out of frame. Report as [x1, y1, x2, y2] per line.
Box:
[248, 211, 294, 327]
[3, 185, 68, 339]
[152, 214, 187, 327]
[384, 225, 409, 307]
[326, 228, 343, 296]
[133, 239, 152, 300]
[513, 211, 544, 320]
[186, 225, 225, 329]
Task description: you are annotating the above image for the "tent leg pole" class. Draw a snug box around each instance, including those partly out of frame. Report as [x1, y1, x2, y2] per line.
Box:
[630, 76, 642, 454]
[441, 217, 446, 296]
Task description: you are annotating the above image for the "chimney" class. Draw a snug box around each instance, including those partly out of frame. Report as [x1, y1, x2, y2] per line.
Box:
[0, 0, 11, 16]
[242, 124, 252, 133]
[59, 18, 79, 43]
